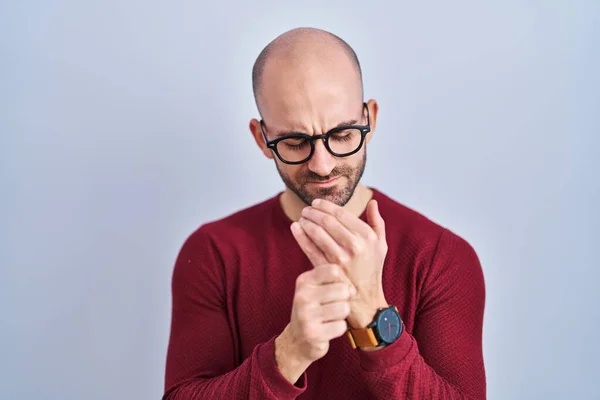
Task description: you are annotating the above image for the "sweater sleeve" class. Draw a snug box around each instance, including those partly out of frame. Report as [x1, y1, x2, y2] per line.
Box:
[358, 229, 486, 399]
[162, 227, 307, 400]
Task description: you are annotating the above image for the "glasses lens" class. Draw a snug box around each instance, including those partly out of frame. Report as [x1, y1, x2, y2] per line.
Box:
[328, 129, 363, 156]
[276, 137, 312, 163]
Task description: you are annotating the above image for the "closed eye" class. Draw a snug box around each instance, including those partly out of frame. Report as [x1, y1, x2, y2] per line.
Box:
[330, 129, 359, 142]
[281, 137, 310, 151]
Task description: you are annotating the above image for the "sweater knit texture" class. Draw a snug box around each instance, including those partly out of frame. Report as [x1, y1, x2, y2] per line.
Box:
[163, 188, 486, 399]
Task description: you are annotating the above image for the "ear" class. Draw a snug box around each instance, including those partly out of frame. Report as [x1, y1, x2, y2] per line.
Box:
[364, 99, 379, 145]
[249, 118, 274, 159]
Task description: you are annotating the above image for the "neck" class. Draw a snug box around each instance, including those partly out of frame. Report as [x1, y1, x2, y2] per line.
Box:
[280, 184, 373, 222]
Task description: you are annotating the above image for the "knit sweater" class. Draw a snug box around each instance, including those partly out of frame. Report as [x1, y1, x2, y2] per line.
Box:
[163, 188, 486, 399]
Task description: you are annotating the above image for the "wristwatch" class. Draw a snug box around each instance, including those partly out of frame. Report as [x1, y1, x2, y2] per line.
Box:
[346, 305, 403, 349]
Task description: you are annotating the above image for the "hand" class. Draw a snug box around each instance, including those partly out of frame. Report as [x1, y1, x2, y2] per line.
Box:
[290, 199, 388, 329]
[275, 264, 355, 383]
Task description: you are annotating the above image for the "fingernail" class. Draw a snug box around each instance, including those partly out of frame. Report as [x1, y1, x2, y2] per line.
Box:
[290, 222, 300, 233]
[312, 199, 321, 206]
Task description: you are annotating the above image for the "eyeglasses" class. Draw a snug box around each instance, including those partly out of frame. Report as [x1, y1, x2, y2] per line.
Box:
[260, 103, 371, 165]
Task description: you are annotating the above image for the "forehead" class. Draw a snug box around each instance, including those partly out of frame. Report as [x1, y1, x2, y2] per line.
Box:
[260, 64, 362, 134]
[264, 98, 359, 135]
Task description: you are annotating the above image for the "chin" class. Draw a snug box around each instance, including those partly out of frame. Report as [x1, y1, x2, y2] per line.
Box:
[303, 186, 353, 207]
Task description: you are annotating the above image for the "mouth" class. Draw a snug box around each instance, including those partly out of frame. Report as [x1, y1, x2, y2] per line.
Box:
[308, 176, 341, 186]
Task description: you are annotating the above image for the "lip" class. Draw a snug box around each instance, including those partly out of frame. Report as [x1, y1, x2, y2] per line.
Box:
[309, 176, 340, 186]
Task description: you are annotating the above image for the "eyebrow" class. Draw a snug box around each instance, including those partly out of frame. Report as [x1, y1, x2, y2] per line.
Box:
[272, 119, 359, 138]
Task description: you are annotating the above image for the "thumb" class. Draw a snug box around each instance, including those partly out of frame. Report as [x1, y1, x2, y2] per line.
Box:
[366, 200, 386, 240]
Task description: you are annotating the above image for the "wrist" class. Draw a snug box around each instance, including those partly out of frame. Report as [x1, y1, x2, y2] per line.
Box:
[274, 325, 311, 384]
[347, 296, 388, 329]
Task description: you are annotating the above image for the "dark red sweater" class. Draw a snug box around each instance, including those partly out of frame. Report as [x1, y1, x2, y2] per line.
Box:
[163, 188, 486, 399]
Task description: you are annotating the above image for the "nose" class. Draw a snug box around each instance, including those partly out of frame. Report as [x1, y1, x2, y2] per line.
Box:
[307, 139, 336, 177]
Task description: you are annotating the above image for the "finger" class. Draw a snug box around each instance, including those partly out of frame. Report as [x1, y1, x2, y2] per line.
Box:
[320, 320, 348, 341]
[319, 301, 351, 323]
[366, 199, 386, 240]
[311, 199, 373, 238]
[298, 217, 346, 264]
[314, 282, 356, 304]
[291, 221, 329, 267]
[308, 264, 346, 285]
[301, 206, 355, 250]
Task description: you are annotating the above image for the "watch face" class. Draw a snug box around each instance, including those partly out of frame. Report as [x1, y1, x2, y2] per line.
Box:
[376, 307, 402, 344]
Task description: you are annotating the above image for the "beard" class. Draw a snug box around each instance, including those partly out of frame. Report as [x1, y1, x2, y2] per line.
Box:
[276, 149, 367, 207]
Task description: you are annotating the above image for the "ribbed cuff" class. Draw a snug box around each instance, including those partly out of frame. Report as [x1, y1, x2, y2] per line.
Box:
[256, 336, 307, 399]
[357, 329, 415, 372]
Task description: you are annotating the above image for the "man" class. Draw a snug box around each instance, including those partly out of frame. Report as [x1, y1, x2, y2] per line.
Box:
[163, 27, 486, 399]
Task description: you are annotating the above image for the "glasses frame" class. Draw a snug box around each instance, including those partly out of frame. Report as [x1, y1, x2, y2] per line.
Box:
[260, 103, 371, 165]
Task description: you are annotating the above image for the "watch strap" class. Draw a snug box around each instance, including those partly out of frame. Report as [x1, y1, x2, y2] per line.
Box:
[346, 326, 379, 349]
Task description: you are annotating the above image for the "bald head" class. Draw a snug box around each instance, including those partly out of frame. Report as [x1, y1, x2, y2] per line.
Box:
[252, 28, 363, 116]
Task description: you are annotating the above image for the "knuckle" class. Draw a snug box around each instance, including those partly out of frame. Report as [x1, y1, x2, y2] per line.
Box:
[333, 283, 349, 299]
[315, 224, 327, 236]
[342, 284, 353, 299]
[326, 263, 340, 278]
[323, 215, 336, 227]
[334, 209, 345, 220]
[344, 302, 351, 315]
[338, 302, 351, 316]
[295, 289, 310, 305]
[366, 231, 378, 242]
[296, 273, 307, 288]
[350, 240, 364, 255]
[307, 223, 322, 237]
[334, 321, 347, 336]
[301, 221, 314, 234]
[337, 253, 351, 266]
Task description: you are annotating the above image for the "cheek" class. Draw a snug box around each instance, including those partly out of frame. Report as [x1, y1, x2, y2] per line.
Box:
[288, 165, 306, 181]
[277, 160, 302, 179]
[352, 149, 367, 170]
[339, 155, 363, 174]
